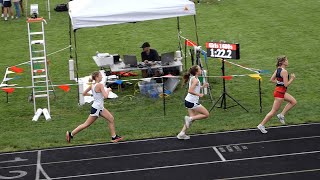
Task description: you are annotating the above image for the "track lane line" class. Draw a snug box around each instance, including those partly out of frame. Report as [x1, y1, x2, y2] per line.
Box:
[1, 122, 319, 156]
[1, 135, 319, 170]
[45, 150, 320, 179]
[216, 168, 320, 180]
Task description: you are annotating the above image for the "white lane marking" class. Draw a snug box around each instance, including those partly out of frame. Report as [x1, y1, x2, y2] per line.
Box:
[233, 146, 242, 152]
[1, 122, 319, 156]
[216, 168, 320, 180]
[1, 135, 320, 170]
[226, 146, 233, 152]
[0, 157, 28, 164]
[213, 147, 226, 161]
[0, 171, 27, 179]
[35, 151, 52, 180]
[241, 145, 248, 150]
[46, 150, 320, 179]
[218, 147, 226, 152]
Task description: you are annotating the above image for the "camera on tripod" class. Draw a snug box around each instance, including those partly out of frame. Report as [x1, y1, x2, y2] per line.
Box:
[30, 4, 39, 19]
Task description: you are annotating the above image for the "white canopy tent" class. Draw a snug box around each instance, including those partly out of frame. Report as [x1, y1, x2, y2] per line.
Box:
[68, 0, 195, 30]
[68, 0, 198, 107]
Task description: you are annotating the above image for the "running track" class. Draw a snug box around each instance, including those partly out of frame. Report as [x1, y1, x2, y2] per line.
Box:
[0, 123, 320, 179]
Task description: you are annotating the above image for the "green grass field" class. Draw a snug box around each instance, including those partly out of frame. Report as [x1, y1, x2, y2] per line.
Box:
[0, 0, 319, 152]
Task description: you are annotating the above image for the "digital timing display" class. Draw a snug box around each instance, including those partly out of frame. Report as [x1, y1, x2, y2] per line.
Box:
[206, 42, 240, 59]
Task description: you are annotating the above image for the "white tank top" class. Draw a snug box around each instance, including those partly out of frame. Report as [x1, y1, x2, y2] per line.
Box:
[91, 84, 104, 110]
[185, 76, 200, 103]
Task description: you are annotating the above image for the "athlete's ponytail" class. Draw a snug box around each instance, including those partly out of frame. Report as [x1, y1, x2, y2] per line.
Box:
[276, 56, 287, 67]
[91, 71, 100, 82]
[183, 65, 200, 84]
[183, 72, 191, 84]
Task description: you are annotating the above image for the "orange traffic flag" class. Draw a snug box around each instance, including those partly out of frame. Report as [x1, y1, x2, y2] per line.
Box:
[2, 88, 15, 94]
[58, 85, 70, 92]
[222, 76, 233, 80]
[10, 66, 24, 73]
[185, 39, 197, 47]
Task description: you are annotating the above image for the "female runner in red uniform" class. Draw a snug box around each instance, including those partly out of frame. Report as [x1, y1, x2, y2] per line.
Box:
[257, 56, 297, 133]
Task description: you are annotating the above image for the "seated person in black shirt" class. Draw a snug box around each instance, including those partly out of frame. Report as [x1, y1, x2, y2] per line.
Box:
[140, 42, 161, 77]
[141, 42, 160, 62]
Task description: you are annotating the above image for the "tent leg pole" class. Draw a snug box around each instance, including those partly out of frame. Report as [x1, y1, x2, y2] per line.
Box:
[162, 77, 166, 116]
[177, 17, 182, 52]
[184, 40, 187, 71]
[73, 30, 80, 104]
[193, 15, 200, 45]
[69, 16, 73, 59]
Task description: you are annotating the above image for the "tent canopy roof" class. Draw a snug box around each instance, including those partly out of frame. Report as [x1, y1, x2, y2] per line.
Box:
[69, 0, 196, 30]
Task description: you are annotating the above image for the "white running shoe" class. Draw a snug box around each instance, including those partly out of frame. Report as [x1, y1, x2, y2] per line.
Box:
[184, 116, 192, 128]
[257, 124, 268, 134]
[277, 114, 285, 124]
[177, 132, 190, 140]
[4, 17, 7, 21]
[1, 14, 4, 18]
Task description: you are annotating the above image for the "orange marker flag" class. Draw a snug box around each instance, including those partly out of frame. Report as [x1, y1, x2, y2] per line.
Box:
[36, 70, 44, 74]
[10, 66, 24, 73]
[185, 39, 197, 47]
[222, 76, 233, 80]
[58, 85, 70, 92]
[2, 88, 15, 94]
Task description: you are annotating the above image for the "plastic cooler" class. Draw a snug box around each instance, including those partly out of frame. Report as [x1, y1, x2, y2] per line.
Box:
[138, 81, 163, 98]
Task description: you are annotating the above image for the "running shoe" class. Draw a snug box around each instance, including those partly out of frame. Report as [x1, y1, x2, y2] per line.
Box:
[277, 114, 285, 124]
[177, 132, 190, 140]
[111, 135, 123, 143]
[66, 131, 73, 143]
[257, 124, 268, 134]
[185, 116, 192, 128]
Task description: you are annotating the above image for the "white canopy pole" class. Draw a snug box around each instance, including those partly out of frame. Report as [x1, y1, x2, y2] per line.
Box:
[47, 0, 51, 19]
[25, 0, 28, 18]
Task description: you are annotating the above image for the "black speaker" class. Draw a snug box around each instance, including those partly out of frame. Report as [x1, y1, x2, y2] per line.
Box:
[113, 54, 120, 64]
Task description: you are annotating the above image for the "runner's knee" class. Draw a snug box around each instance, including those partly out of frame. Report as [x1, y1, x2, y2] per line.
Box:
[203, 111, 209, 118]
[291, 98, 297, 106]
[268, 110, 277, 117]
[107, 116, 115, 123]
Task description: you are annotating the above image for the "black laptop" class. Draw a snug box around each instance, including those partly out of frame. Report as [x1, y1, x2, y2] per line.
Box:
[123, 55, 138, 67]
[161, 52, 175, 65]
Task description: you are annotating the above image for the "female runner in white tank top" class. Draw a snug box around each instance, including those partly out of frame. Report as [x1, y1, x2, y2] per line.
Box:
[66, 71, 123, 143]
[177, 65, 210, 140]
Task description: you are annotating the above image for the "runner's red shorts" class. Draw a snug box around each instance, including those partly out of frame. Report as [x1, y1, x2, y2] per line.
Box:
[274, 86, 286, 98]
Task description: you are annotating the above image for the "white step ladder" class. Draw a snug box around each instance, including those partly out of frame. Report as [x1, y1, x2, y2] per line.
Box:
[27, 18, 53, 116]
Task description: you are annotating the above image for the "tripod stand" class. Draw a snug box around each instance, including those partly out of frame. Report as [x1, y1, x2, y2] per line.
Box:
[195, 48, 214, 103]
[209, 59, 248, 112]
